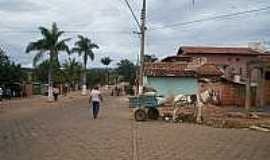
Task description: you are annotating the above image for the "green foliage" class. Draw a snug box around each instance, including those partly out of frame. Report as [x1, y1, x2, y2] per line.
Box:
[26, 22, 70, 94]
[0, 48, 27, 84]
[0, 48, 9, 65]
[72, 35, 99, 69]
[26, 22, 70, 67]
[101, 57, 112, 66]
[101, 56, 112, 85]
[62, 58, 82, 84]
[86, 69, 106, 88]
[116, 59, 137, 84]
[33, 59, 62, 83]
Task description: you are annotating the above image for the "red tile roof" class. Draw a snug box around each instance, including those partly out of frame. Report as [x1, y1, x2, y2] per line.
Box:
[195, 64, 223, 77]
[177, 46, 265, 56]
[161, 56, 192, 62]
[144, 63, 195, 77]
[144, 62, 223, 77]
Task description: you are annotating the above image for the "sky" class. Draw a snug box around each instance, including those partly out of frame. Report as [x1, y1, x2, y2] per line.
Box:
[0, 0, 270, 68]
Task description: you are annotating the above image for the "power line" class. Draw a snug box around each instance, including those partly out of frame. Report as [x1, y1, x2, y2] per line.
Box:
[122, 0, 141, 30]
[0, 30, 133, 35]
[150, 5, 270, 31]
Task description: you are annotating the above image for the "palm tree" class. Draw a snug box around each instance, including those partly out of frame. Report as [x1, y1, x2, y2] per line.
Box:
[63, 58, 82, 90]
[101, 57, 112, 85]
[26, 22, 70, 101]
[72, 35, 99, 95]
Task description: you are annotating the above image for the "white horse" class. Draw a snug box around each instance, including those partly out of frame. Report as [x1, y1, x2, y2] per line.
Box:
[172, 89, 214, 123]
[195, 89, 214, 123]
[172, 94, 197, 121]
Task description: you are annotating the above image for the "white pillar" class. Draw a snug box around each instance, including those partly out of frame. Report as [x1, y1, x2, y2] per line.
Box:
[48, 86, 54, 102]
[81, 85, 87, 96]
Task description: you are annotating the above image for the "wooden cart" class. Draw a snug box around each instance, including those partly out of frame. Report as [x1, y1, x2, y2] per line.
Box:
[129, 95, 160, 121]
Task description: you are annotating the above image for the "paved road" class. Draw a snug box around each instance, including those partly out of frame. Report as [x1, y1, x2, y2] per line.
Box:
[0, 94, 269, 160]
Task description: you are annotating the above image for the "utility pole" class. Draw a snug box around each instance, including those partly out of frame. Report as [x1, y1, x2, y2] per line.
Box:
[138, 0, 146, 95]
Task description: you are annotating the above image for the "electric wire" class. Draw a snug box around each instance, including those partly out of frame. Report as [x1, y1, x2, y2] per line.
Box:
[150, 5, 270, 31]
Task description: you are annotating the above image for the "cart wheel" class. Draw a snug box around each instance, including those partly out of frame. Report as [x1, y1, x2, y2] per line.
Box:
[148, 108, 159, 120]
[135, 109, 147, 121]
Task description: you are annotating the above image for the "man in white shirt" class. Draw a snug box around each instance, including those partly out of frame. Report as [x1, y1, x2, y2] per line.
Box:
[89, 86, 103, 119]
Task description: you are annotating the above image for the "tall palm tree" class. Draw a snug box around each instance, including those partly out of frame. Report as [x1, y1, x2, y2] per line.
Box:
[101, 57, 112, 85]
[26, 22, 70, 101]
[72, 35, 99, 95]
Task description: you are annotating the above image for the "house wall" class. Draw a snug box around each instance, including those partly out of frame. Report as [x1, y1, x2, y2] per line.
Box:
[200, 82, 245, 107]
[25, 83, 33, 97]
[265, 80, 270, 105]
[144, 77, 198, 96]
[185, 54, 258, 80]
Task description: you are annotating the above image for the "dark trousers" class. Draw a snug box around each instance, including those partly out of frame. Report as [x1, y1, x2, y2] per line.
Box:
[53, 93, 58, 101]
[92, 101, 100, 119]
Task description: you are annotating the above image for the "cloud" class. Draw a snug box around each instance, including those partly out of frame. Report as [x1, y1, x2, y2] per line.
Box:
[0, 0, 270, 68]
[0, 0, 47, 13]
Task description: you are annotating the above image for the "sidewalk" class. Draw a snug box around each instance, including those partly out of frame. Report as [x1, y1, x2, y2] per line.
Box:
[0, 91, 88, 115]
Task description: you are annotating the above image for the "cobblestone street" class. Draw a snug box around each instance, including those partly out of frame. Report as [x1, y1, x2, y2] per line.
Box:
[0, 94, 269, 160]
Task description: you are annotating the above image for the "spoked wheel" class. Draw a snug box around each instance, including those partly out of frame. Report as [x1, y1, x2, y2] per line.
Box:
[147, 108, 160, 120]
[134, 109, 147, 121]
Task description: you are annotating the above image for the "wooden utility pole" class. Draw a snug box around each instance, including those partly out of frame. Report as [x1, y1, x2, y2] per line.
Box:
[139, 0, 146, 94]
[245, 69, 251, 110]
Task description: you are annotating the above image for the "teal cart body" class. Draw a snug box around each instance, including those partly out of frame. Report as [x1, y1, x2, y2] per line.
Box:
[129, 95, 160, 121]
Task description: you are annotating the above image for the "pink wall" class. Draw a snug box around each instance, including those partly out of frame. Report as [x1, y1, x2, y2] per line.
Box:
[188, 54, 258, 80]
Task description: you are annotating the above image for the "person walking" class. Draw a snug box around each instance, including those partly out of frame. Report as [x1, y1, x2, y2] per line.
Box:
[0, 87, 3, 103]
[6, 88, 11, 100]
[89, 86, 103, 119]
[53, 86, 59, 101]
[63, 83, 68, 96]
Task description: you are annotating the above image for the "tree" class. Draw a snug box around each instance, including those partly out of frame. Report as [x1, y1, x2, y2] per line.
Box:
[0, 48, 9, 65]
[26, 22, 70, 101]
[63, 58, 82, 90]
[72, 35, 99, 95]
[86, 69, 106, 89]
[101, 57, 112, 85]
[34, 59, 61, 83]
[0, 47, 27, 84]
[144, 54, 158, 62]
[116, 59, 136, 84]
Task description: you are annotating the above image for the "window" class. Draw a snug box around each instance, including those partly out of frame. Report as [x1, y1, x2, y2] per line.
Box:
[236, 58, 240, 62]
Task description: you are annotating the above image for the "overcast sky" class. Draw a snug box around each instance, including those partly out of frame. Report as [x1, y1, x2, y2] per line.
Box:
[0, 0, 270, 68]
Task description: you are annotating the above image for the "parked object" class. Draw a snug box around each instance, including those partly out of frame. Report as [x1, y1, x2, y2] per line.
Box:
[129, 95, 161, 121]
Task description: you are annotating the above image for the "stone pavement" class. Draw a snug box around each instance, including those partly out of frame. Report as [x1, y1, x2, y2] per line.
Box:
[0, 94, 269, 160]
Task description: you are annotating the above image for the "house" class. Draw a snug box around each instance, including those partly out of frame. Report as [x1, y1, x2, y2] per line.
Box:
[160, 46, 270, 107]
[143, 62, 222, 97]
[177, 46, 270, 81]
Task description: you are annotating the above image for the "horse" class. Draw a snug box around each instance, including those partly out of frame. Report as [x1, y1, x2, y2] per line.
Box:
[172, 89, 215, 123]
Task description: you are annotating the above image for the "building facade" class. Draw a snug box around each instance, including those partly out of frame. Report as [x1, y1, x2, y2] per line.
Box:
[177, 46, 270, 81]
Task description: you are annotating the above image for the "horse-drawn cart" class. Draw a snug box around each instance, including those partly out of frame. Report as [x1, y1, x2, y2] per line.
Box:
[129, 95, 161, 121]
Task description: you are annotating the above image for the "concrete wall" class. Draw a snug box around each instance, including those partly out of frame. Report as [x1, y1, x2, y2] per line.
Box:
[144, 77, 198, 96]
